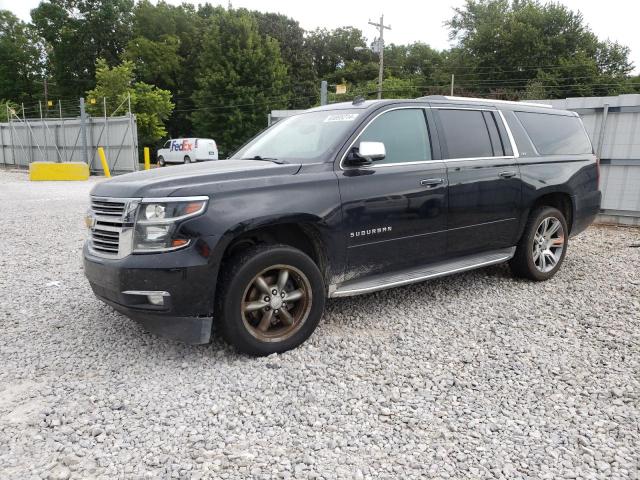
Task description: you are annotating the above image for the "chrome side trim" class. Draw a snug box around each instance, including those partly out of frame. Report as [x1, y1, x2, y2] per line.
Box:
[329, 247, 516, 298]
[497, 110, 520, 159]
[366, 159, 445, 169]
[340, 106, 520, 170]
[445, 155, 515, 162]
[362, 156, 517, 169]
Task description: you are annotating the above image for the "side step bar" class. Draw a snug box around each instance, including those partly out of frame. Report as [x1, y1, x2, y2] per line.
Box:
[329, 247, 516, 298]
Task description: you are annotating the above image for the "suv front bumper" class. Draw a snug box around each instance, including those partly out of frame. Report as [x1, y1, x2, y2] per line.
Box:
[83, 241, 218, 344]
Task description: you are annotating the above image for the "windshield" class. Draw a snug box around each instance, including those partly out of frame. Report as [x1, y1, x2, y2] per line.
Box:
[232, 110, 362, 162]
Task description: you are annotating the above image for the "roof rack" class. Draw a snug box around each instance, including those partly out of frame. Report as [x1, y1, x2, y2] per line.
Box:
[420, 95, 553, 109]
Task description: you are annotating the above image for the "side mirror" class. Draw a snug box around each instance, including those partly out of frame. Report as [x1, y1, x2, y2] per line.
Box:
[358, 141, 386, 161]
[344, 141, 386, 167]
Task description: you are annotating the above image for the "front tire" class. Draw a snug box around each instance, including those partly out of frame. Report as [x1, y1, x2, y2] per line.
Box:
[157, 156, 165, 167]
[184, 156, 191, 164]
[510, 206, 568, 281]
[217, 245, 325, 356]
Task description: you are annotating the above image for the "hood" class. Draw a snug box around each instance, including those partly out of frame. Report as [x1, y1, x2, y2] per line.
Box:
[90, 160, 302, 198]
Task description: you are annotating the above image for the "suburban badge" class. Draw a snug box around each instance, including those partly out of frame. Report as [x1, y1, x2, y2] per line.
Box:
[350, 226, 392, 238]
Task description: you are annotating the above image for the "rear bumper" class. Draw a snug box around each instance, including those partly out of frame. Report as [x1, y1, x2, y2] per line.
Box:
[571, 190, 602, 236]
[83, 240, 219, 344]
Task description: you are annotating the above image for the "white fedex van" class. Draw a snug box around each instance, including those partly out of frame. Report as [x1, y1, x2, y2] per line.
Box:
[156, 138, 219, 166]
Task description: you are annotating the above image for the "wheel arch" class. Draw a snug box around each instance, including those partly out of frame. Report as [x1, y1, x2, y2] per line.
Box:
[530, 191, 574, 234]
[214, 214, 331, 292]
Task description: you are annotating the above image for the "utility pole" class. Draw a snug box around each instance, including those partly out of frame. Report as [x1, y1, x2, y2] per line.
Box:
[320, 80, 328, 106]
[43, 78, 48, 117]
[79, 97, 89, 166]
[368, 14, 391, 100]
[450, 74, 455, 96]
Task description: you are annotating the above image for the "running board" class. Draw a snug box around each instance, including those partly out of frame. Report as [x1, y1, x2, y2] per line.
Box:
[329, 247, 516, 298]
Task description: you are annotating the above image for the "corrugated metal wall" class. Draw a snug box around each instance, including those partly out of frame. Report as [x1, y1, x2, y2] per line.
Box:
[0, 114, 139, 174]
[532, 94, 640, 225]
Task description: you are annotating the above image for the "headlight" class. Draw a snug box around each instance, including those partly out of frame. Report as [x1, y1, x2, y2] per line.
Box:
[144, 204, 166, 220]
[133, 197, 208, 253]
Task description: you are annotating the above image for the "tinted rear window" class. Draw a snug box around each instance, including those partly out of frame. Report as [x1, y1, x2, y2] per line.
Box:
[503, 111, 537, 157]
[515, 112, 592, 155]
[438, 109, 494, 159]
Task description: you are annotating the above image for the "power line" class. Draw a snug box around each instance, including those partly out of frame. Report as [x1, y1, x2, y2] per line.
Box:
[172, 94, 319, 113]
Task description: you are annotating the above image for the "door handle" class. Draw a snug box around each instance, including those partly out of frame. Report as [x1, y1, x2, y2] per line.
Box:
[498, 170, 517, 178]
[420, 178, 445, 187]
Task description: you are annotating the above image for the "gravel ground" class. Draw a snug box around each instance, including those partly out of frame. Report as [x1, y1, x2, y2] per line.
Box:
[0, 169, 638, 480]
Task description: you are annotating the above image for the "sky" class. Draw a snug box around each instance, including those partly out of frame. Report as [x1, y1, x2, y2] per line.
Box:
[2, 0, 639, 73]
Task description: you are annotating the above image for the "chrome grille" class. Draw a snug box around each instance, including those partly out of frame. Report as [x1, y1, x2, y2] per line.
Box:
[90, 226, 120, 255]
[88, 197, 138, 258]
[91, 198, 126, 217]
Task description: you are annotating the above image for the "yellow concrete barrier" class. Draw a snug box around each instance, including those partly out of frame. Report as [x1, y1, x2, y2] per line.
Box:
[29, 162, 90, 181]
[98, 147, 111, 178]
[144, 147, 151, 170]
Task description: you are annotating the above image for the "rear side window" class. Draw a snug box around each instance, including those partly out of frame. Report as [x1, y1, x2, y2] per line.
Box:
[358, 109, 431, 164]
[503, 111, 537, 157]
[515, 112, 592, 155]
[437, 109, 495, 159]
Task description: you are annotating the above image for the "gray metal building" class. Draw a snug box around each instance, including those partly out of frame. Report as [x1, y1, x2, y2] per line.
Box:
[531, 94, 640, 225]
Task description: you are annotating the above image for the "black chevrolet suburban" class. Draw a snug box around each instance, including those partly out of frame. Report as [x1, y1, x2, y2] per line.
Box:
[83, 96, 601, 355]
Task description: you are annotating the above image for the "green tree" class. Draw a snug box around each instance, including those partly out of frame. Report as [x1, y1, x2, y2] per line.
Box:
[252, 11, 318, 109]
[306, 27, 376, 85]
[0, 100, 20, 122]
[86, 59, 173, 146]
[0, 11, 42, 103]
[124, 1, 206, 137]
[191, 9, 288, 154]
[31, 0, 133, 98]
[124, 35, 181, 89]
[446, 0, 633, 98]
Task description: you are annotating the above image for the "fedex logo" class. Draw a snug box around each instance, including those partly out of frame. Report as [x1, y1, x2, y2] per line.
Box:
[170, 139, 193, 152]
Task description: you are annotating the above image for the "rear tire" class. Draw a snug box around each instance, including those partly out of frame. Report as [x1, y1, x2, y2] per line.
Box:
[217, 245, 325, 356]
[157, 156, 165, 167]
[184, 156, 191, 164]
[510, 206, 568, 281]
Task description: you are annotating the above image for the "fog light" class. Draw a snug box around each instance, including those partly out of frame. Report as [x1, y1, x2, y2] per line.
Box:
[122, 290, 170, 307]
[147, 293, 165, 306]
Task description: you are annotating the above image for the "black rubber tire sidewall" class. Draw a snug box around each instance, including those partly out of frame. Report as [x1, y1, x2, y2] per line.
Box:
[217, 245, 325, 356]
[510, 206, 568, 281]
[184, 156, 191, 164]
[158, 156, 165, 167]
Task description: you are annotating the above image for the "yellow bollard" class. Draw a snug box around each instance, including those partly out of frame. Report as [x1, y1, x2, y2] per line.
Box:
[98, 147, 111, 178]
[144, 147, 151, 170]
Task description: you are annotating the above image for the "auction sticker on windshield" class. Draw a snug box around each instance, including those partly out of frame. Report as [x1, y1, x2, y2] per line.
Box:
[323, 114, 359, 122]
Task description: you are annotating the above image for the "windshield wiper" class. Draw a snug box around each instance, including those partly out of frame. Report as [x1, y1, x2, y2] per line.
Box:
[240, 155, 287, 164]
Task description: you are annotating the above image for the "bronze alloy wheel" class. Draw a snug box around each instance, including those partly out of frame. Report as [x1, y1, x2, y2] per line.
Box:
[241, 264, 312, 342]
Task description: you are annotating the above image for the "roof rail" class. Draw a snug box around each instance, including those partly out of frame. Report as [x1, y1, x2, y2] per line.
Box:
[420, 95, 553, 109]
